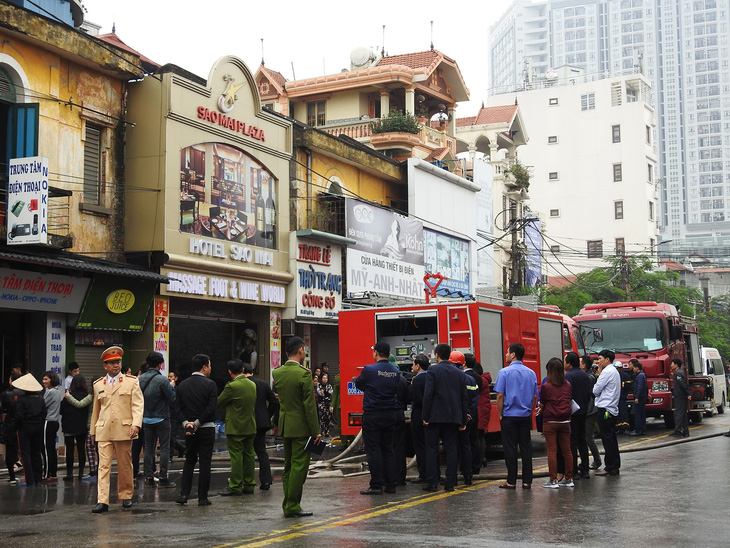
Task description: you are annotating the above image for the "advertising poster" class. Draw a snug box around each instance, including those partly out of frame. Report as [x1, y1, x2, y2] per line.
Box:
[153, 296, 169, 373]
[524, 215, 543, 287]
[0, 268, 90, 313]
[424, 229, 470, 295]
[296, 238, 342, 320]
[7, 156, 49, 245]
[46, 313, 65, 375]
[270, 309, 281, 371]
[345, 198, 425, 300]
[474, 158, 494, 286]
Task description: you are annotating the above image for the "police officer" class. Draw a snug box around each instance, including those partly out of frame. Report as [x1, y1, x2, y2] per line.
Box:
[90, 346, 144, 513]
[354, 341, 400, 495]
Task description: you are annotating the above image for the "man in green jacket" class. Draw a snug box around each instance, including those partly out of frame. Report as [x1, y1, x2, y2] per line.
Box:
[217, 359, 257, 496]
[272, 336, 321, 518]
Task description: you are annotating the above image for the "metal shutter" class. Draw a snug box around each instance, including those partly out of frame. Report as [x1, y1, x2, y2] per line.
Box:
[84, 125, 101, 204]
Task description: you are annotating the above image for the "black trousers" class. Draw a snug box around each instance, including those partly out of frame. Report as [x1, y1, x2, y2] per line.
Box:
[132, 426, 144, 477]
[361, 410, 396, 490]
[570, 414, 589, 473]
[64, 433, 87, 477]
[425, 422, 458, 487]
[410, 412, 427, 480]
[457, 421, 473, 478]
[42, 420, 59, 478]
[673, 396, 690, 435]
[254, 427, 272, 485]
[597, 408, 621, 471]
[4, 425, 18, 480]
[19, 421, 44, 484]
[394, 411, 406, 485]
[469, 415, 481, 473]
[500, 416, 533, 485]
[180, 427, 215, 500]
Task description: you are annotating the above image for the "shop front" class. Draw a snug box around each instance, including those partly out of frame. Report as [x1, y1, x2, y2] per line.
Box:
[124, 56, 293, 385]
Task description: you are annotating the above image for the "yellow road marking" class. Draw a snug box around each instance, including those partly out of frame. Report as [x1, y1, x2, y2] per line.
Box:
[212, 478, 508, 547]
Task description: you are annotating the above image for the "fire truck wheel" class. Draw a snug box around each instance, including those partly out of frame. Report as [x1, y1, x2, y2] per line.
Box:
[690, 412, 703, 424]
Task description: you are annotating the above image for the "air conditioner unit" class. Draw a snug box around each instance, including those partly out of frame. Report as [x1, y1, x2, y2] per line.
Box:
[281, 320, 296, 337]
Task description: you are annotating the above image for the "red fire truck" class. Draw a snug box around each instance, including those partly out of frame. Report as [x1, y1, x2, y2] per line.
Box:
[574, 301, 714, 427]
[338, 299, 586, 436]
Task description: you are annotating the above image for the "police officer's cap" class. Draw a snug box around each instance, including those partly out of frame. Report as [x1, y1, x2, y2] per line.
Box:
[101, 346, 124, 362]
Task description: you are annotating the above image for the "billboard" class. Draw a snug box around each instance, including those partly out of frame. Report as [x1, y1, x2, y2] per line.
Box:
[524, 215, 543, 287]
[296, 238, 342, 320]
[7, 156, 48, 245]
[345, 198, 424, 300]
[424, 229, 470, 295]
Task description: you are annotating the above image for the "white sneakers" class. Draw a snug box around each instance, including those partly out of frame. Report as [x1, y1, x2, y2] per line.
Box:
[543, 478, 575, 488]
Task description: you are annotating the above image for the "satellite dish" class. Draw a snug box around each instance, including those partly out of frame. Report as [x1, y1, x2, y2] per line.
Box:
[545, 69, 558, 80]
[350, 46, 371, 67]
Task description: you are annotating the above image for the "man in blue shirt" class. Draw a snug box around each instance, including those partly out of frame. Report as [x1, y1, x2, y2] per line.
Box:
[494, 342, 538, 489]
[354, 341, 400, 495]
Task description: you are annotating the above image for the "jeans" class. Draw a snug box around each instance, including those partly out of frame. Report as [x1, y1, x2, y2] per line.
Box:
[144, 419, 171, 480]
[500, 415, 533, 485]
[634, 400, 647, 434]
[544, 422, 573, 481]
[362, 410, 396, 490]
[585, 412, 601, 463]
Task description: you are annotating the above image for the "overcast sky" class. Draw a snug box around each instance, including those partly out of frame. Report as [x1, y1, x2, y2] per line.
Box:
[83, 0, 514, 116]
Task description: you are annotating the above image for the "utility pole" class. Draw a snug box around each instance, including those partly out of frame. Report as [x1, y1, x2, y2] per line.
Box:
[508, 200, 523, 299]
[621, 255, 631, 300]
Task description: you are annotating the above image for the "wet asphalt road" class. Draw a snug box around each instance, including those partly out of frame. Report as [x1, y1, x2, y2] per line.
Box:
[2, 415, 730, 547]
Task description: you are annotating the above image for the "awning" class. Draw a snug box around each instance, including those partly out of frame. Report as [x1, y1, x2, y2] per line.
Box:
[0, 248, 168, 283]
[75, 275, 158, 332]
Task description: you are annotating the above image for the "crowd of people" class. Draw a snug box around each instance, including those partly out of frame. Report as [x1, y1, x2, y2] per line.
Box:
[0, 337, 705, 515]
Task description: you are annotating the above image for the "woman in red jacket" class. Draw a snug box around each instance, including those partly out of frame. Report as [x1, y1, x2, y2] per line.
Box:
[476, 365, 492, 469]
[537, 358, 574, 488]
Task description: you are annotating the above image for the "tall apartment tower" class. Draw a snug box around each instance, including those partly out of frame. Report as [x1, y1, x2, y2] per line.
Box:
[490, 0, 730, 261]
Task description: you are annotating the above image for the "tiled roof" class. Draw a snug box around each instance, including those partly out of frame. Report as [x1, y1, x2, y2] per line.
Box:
[0, 250, 168, 282]
[456, 104, 518, 127]
[258, 64, 288, 91]
[378, 50, 446, 69]
[547, 275, 577, 288]
[424, 147, 450, 162]
[96, 32, 160, 71]
[659, 260, 689, 271]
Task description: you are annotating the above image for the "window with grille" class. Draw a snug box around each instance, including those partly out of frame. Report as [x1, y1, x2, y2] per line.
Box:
[587, 240, 603, 258]
[612, 125, 621, 143]
[613, 163, 623, 182]
[84, 124, 103, 204]
[615, 201, 624, 219]
[306, 101, 326, 126]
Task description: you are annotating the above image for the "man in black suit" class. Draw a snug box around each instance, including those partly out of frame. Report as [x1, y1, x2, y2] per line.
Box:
[243, 362, 279, 490]
[173, 354, 218, 506]
[422, 343, 468, 492]
[409, 354, 430, 483]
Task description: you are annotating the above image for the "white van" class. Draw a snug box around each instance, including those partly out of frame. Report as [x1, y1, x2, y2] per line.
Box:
[700, 347, 727, 414]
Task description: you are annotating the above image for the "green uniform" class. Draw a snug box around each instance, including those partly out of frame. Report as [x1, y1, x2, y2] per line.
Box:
[217, 374, 257, 494]
[273, 360, 320, 516]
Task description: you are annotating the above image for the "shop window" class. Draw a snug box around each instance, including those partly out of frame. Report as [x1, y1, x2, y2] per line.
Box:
[84, 124, 103, 205]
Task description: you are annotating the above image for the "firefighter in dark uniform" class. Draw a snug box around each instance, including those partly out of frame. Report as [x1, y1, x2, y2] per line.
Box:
[354, 341, 401, 495]
[671, 358, 691, 437]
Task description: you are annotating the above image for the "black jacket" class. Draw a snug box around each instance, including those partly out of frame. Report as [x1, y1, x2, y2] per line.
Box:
[410, 371, 427, 422]
[422, 361, 468, 426]
[60, 389, 90, 436]
[672, 369, 691, 398]
[174, 373, 218, 426]
[15, 391, 46, 428]
[566, 366, 593, 416]
[251, 377, 278, 430]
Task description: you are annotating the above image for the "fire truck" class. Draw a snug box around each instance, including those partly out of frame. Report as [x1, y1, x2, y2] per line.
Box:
[574, 301, 714, 427]
[338, 299, 586, 436]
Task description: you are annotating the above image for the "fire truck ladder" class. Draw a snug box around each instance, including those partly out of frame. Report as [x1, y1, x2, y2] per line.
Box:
[447, 305, 473, 352]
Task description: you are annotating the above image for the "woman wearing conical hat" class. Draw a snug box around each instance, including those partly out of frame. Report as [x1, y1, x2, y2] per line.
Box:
[14, 373, 46, 486]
